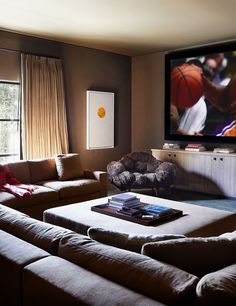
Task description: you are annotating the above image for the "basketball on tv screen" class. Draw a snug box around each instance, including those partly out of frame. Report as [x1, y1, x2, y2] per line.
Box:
[165, 42, 236, 143]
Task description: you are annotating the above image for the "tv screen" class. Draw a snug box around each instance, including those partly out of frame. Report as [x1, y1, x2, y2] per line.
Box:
[165, 41, 236, 143]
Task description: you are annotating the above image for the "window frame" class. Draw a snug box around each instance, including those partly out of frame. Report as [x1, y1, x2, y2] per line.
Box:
[0, 79, 22, 161]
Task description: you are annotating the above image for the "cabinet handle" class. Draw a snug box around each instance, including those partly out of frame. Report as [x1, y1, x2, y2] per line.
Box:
[220, 158, 223, 161]
[168, 154, 171, 157]
[213, 157, 217, 161]
[174, 154, 176, 157]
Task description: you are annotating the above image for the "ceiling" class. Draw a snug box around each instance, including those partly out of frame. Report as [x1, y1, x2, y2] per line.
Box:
[0, 0, 236, 56]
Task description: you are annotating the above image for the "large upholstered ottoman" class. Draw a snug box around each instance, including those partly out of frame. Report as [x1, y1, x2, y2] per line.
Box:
[44, 193, 236, 237]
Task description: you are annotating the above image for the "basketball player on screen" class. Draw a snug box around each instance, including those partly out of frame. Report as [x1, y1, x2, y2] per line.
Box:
[171, 56, 236, 136]
[203, 74, 236, 136]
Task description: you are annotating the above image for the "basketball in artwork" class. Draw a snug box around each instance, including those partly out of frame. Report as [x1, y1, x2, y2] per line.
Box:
[86, 91, 114, 149]
[171, 63, 203, 109]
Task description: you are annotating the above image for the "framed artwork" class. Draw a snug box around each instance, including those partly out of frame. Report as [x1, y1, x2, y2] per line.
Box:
[86, 90, 114, 149]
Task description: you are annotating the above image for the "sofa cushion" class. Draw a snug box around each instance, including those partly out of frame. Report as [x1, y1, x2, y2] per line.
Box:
[142, 237, 236, 277]
[58, 233, 198, 305]
[23, 256, 162, 306]
[196, 263, 236, 306]
[28, 158, 57, 183]
[55, 153, 84, 180]
[5, 160, 31, 183]
[7, 216, 73, 254]
[0, 185, 59, 209]
[40, 179, 100, 199]
[87, 227, 185, 253]
[0, 230, 49, 306]
[0, 204, 28, 230]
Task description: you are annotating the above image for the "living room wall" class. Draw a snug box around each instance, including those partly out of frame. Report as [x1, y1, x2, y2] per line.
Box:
[132, 52, 166, 152]
[0, 30, 131, 171]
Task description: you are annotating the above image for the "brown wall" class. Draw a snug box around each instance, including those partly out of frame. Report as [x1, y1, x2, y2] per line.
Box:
[132, 52, 165, 152]
[62, 45, 131, 170]
[0, 30, 131, 171]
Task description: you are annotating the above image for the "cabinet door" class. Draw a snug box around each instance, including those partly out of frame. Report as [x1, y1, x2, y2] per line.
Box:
[211, 155, 234, 197]
[152, 150, 186, 188]
[200, 155, 221, 195]
[170, 152, 187, 188]
[182, 152, 208, 193]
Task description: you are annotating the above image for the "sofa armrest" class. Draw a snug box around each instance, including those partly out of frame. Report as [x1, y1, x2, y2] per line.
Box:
[84, 170, 108, 197]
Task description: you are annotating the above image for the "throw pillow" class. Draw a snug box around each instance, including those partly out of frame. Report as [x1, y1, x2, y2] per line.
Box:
[196, 263, 236, 306]
[28, 158, 57, 183]
[142, 237, 236, 277]
[55, 153, 84, 181]
[87, 227, 185, 253]
[120, 156, 134, 171]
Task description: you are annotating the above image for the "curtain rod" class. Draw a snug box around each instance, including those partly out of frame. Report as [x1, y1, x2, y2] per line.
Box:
[0, 46, 61, 60]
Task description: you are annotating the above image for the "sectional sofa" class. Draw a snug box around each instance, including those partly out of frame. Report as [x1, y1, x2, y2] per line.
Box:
[0, 153, 107, 219]
[0, 204, 235, 306]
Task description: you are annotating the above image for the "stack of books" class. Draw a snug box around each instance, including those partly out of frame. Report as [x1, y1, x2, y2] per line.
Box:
[140, 204, 173, 217]
[185, 144, 206, 152]
[213, 147, 234, 154]
[108, 193, 141, 210]
[163, 143, 180, 150]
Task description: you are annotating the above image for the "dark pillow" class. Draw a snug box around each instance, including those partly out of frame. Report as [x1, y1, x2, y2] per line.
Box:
[87, 227, 186, 253]
[55, 153, 84, 181]
[196, 263, 236, 306]
[28, 158, 57, 183]
[142, 237, 236, 277]
[134, 161, 147, 173]
[129, 152, 151, 162]
[121, 157, 134, 171]
[6, 161, 31, 183]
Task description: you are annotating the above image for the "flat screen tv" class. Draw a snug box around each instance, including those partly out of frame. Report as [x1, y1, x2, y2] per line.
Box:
[165, 41, 236, 144]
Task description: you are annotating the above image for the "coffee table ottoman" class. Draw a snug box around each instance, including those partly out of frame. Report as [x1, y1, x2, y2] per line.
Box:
[43, 192, 236, 237]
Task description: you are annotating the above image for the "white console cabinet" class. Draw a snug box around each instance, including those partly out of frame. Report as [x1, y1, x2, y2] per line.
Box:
[152, 149, 236, 197]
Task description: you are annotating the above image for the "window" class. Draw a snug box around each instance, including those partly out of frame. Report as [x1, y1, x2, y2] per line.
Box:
[0, 81, 21, 162]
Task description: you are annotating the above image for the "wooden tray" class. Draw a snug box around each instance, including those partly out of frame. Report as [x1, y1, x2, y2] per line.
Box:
[91, 204, 183, 226]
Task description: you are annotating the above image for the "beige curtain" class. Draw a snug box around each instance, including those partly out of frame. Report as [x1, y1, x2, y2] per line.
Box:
[21, 54, 69, 159]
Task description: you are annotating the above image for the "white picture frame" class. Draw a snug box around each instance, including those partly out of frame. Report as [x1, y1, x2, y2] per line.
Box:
[86, 90, 114, 150]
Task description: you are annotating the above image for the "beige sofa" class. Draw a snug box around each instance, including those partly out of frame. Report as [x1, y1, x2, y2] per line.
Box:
[0, 154, 107, 219]
[0, 204, 235, 306]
